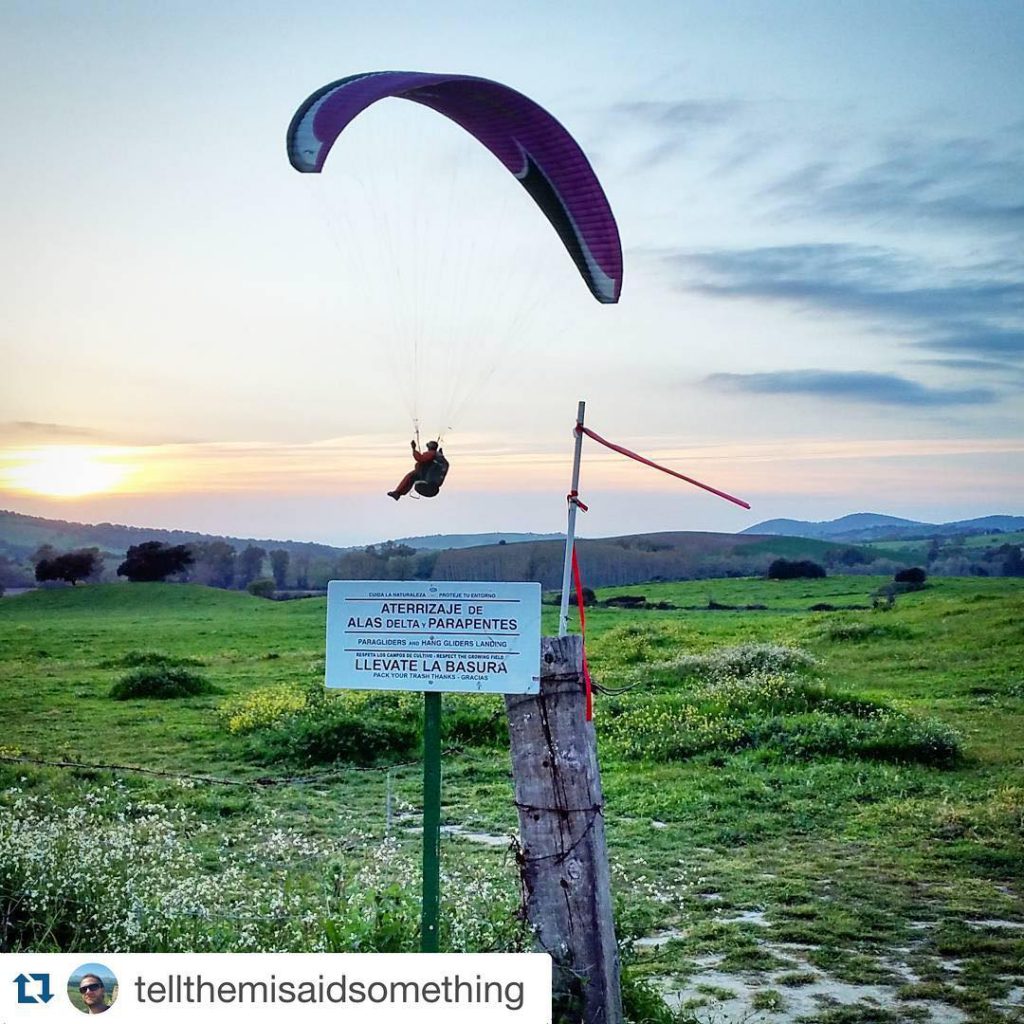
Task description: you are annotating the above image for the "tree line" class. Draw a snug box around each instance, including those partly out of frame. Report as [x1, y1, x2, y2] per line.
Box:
[23, 539, 434, 592]
[13, 532, 1024, 596]
[27, 541, 293, 590]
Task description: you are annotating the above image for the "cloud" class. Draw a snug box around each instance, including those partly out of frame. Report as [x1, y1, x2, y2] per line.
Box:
[609, 98, 743, 169]
[707, 369, 996, 407]
[918, 326, 1024, 361]
[914, 356, 1024, 375]
[0, 421, 109, 442]
[613, 99, 741, 128]
[677, 243, 1022, 323]
[669, 243, 1024, 368]
[0, 421, 200, 446]
[764, 133, 1024, 236]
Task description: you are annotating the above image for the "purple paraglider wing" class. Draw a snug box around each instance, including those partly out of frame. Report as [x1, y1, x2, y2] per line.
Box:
[287, 71, 622, 303]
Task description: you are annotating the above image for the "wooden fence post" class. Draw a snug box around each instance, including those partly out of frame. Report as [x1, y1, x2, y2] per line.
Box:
[505, 634, 622, 1024]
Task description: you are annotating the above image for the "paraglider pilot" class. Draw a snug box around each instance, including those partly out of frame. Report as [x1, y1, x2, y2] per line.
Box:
[388, 440, 449, 500]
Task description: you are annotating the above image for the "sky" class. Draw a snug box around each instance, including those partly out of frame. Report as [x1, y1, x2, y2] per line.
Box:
[1, 0, 1022, 547]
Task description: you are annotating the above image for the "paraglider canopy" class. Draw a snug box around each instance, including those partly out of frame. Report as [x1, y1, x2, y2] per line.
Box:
[288, 71, 622, 303]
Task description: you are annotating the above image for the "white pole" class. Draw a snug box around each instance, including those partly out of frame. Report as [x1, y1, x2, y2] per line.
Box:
[559, 401, 586, 637]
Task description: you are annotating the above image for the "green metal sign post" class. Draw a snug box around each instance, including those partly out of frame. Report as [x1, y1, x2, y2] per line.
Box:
[324, 581, 542, 955]
[420, 690, 442, 952]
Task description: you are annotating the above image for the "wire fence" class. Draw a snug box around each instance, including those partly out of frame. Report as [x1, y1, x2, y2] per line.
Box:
[0, 750, 467, 789]
[0, 753, 525, 954]
[0, 747, 521, 862]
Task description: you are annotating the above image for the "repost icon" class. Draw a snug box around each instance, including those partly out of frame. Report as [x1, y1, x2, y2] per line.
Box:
[14, 972, 53, 1004]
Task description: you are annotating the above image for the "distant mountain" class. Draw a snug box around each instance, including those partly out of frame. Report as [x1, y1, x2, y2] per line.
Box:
[0, 509, 351, 563]
[392, 532, 563, 550]
[1, 509, 901, 591]
[741, 512, 1024, 542]
[0, 510, 565, 563]
[741, 513, 928, 539]
[942, 515, 1024, 534]
[427, 530, 888, 589]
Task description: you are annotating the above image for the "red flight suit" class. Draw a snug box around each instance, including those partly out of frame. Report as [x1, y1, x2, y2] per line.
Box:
[391, 447, 437, 497]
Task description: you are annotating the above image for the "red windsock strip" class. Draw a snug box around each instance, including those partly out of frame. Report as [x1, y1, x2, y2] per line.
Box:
[570, 543, 594, 721]
[576, 423, 751, 509]
[567, 489, 589, 512]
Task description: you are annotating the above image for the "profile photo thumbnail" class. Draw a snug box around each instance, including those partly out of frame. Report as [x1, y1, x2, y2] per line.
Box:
[68, 964, 117, 1014]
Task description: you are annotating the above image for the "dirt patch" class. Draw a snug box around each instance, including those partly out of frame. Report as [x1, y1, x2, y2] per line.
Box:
[644, 936, 974, 1024]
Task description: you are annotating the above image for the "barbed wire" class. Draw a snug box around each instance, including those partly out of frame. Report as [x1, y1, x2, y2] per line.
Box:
[593, 680, 641, 696]
[0, 750, 466, 789]
[517, 806, 603, 866]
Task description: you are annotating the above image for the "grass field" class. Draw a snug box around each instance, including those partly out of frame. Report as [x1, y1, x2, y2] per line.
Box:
[861, 530, 1024, 564]
[964, 531, 1024, 548]
[1, 577, 1022, 1023]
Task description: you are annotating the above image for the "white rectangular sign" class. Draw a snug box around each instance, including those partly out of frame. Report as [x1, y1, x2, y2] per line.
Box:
[326, 580, 541, 694]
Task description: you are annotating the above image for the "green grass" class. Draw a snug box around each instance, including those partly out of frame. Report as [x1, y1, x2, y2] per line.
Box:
[1, 577, 1022, 1022]
[861, 528, 1024, 561]
[962, 530, 1024, 549]
[739, 536, 881, 561]
[860, 539, 933, 560]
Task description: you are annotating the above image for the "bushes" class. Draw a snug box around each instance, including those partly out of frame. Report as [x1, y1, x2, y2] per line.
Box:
[247, 578, 276, 598]
[590, 623, 682, 665]
[662, 643, 818, 683]
[767, 559, 826, 580]
[746, 711, 961, 766]
[821, 619, 913, 642]
[895, 566, 927, 584]
[249, 710, 420, 766]
[601, 673, 960, 767]
[110, 666, 214, 700]
[601, 637, 956, 767]
[104, 650, 213, 699]
[106, 649, 204, 669]
[219, 683, 309, 734]
[441, 702, 507, 747]
[228, 686, 505, 766]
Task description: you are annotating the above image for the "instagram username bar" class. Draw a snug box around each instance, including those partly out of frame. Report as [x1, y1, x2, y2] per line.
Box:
[134, 972, 524, 1009]
[1, 952, 552, 1022]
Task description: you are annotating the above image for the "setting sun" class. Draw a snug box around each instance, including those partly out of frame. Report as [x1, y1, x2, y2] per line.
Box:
[4, 446, 133, 498]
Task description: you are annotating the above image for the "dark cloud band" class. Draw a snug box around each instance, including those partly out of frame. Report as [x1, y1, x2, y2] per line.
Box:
[666, 243, 1023, 370]
[707, 369, 995, 407]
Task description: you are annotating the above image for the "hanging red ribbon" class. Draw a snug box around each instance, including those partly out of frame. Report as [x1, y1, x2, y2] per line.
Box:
[576, 423, 750, 509]
[566, 489, 589, 512]
[570, 543, 594, 721]
[562, 420, 748, 720]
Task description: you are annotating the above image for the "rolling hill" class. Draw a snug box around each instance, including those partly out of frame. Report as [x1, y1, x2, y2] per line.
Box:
[428, 531, 901, 590]
[0, 510, 556, 564]
[0, 508, 350, 564]
[742, 512, 1024, 542]
[0, 509, 910, 591]
[391, 532, 563, 550]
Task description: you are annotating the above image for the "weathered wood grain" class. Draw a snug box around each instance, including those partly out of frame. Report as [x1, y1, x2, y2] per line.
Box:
[505, 634, 621, 1024]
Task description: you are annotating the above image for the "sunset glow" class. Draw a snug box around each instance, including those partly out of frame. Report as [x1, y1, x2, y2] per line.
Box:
[4, 447, 134, 498]
[1, 1, 1021, 543]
